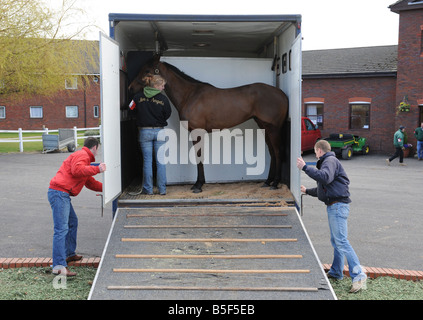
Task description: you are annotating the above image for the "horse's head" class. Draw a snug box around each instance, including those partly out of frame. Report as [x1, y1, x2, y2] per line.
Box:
[128, 54, 162, 94]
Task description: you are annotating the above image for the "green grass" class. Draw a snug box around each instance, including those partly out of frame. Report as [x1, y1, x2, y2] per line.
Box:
[0, 267, 422, 300]
[0, 267, 96, 300]
[329, 277, 423, 300]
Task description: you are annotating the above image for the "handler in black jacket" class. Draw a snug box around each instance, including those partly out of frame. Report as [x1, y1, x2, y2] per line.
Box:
[297, 140, 367, 293]
[129, 74, 172, 195]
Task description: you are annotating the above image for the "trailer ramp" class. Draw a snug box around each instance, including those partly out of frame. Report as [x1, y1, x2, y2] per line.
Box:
[89, 200, 335, 300]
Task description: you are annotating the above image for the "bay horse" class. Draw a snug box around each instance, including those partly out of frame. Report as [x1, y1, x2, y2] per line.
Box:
[129, 55, 289, 193]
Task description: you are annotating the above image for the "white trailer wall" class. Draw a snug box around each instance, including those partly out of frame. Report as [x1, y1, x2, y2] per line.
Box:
[161, 57, 274, 184]
[278, 25, 302, 206]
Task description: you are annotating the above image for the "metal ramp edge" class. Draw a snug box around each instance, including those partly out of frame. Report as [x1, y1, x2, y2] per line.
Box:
[88, 201, 336, 300]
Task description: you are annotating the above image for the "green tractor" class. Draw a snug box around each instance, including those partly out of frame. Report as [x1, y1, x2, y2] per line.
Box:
[324, 134, 370, 160]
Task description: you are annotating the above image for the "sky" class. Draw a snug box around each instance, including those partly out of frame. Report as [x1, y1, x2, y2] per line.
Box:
[55, 0, 400, 51]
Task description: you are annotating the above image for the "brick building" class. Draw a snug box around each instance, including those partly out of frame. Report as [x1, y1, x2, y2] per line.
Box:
[303, 45, 398, 153]
[303, 0, 423, 154]
[392, 0, 423, 137]
[1, 0, 422, 155]
[0, 76, 101, 130]
[0, 40, 101, 131]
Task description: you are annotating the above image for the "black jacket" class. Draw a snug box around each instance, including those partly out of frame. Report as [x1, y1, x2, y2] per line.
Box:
[302, 151, 351, 205]
[130, 91, 172, 128]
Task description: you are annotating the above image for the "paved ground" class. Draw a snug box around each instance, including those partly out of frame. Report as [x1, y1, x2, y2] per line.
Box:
[0, 149, 422, 272]
[300, 151, 423, 272]
[0, 150, 113, 260]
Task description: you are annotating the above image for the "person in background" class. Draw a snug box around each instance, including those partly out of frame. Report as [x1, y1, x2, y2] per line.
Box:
[129, 74, 172, 195]
[48, 137, 106, 277]
[414, 122, 423, 160]
[386, 125, 407, 166]
[296, 140, 367, 293]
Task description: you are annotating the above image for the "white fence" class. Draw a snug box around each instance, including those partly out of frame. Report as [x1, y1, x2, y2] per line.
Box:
[0, 126, 101, 152]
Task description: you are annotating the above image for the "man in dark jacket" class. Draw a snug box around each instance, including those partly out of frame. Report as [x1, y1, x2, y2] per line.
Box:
[297, 140, 367, 293]
[387, 125, 407, 166]
[414, 122, 423, 160]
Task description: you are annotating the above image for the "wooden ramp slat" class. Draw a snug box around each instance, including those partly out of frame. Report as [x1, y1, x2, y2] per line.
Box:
[113, 268, 310, 274]
[121, 238, 297, 242]
[124, 225, 292, 229]
[107, 285, 319, 292]
[126, 212, 289, 218]
[115, 254, 303, 259]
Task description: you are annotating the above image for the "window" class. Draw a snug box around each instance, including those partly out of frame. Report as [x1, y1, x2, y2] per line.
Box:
[93, 105, 99, 118]
[306, 103, 324, 128]
[65, 77, 77, 89]
[66, 106, 79, 118]
[30, 106, 43, 118]
[350, 104, 370, 129]
[0, 106, 5, 119]
[304, 117, 316, 131]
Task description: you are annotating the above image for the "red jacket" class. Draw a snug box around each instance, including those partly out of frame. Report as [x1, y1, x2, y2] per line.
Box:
[49, 147, 102, 196]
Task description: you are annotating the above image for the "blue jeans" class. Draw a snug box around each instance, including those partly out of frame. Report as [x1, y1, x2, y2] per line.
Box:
[417, 140, 423, 159]
[139, 128, 167, 194]
[48, 189, 78, 269]
[326, 202, 366, 282]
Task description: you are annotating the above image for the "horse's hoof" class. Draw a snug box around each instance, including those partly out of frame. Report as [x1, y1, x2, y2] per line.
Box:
[270, 185, 279, 190]
[261, 183, 270, 188]
[191, 184, 203, 193]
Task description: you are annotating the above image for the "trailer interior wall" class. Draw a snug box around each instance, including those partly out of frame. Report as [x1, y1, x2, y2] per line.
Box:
[159, 56, 274, 184]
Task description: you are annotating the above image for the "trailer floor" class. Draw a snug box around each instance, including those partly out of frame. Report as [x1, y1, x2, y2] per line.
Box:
[89, 200, 335, 300]
[120, 180, 293, 203]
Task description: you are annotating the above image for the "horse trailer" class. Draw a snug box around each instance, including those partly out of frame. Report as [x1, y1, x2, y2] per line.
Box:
[91, 14, 336, 300]
[99, 14, 303, 209]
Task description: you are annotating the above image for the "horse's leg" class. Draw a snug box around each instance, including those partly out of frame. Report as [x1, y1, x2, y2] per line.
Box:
[191, 161, 205, 193]
[263, 133, 276, 187]
[253, 118, 276, 187]
[190, 134, 205, 193]
[267, 126, 282, 190]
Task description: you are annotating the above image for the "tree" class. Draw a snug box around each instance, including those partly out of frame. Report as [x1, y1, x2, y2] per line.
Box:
[0, 0, 98, 97]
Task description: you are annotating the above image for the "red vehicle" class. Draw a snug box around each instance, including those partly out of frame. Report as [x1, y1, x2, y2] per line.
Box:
[301, 117, 322, 152]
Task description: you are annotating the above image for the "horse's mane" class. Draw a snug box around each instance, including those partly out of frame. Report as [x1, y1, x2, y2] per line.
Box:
[163, 62, 209, 85]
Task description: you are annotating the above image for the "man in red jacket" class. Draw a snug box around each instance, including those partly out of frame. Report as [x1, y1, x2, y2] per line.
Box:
[48, 137, 106, 277]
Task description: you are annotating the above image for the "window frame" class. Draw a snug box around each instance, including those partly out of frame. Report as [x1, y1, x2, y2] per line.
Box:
[349, 103, 370, 130]
[93, 105, 99, 118]
[65, 77, 78, 90]
[66, 105, 79, 118]
[0, 106, 5, 119]
[30, 106, 43, 119]
[305, 102, 324, 129]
